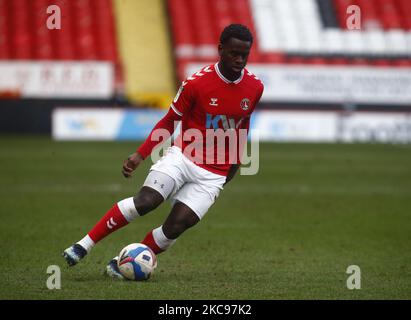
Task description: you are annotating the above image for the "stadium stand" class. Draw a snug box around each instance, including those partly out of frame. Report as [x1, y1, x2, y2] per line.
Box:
[2, 0, 409, 102]
[0, 0, 123, 100]
[168, 0, 411, 82]
[0, 0, 175, 108]
[0, 0, 119, 61]
[113, 0, 175, 109]
[0, 0, 410, 137]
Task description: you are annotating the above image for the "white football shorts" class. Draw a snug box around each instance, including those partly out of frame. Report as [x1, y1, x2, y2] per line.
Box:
[143, 146, 226, 219]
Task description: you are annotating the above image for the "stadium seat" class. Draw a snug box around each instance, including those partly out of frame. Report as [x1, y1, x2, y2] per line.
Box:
[51, 0, 75, 60]
[343, 31, 366, 54]
[168, 0, 196, 58]
[32, 0, 53, 60]
[0, 0, 119, 62]
[398, 0, 411, 30]
[0, 0, 10, 59]
[231, 0, 262, 62]
[3, 0, 408, 74]
[10, 0, 32, 59]
[93, 0, 119, 62]
[72, 0, 97, 60]
[363, 30, 388, 55]
[392, 58, 411, 67]
[322, 29, 345, 54]
[385, 30, 408, 55]
[165, 0, 411, 81]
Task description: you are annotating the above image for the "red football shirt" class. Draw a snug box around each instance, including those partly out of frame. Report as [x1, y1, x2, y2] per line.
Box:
[138, 63, 264, 176]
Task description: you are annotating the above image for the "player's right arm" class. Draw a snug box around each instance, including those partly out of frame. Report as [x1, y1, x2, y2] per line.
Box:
[122, 80, 194, 178]
[121, 108, 181, 178]
[122, 152, 144, 178]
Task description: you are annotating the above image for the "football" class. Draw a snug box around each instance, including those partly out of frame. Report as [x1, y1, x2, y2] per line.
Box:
[117, 243, 157, 281]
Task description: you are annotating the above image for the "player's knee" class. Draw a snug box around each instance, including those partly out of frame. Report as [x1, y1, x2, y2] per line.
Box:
[164, 224, 184, 239]
[164, 216, 198, 239]
[133, 190, 161, 216]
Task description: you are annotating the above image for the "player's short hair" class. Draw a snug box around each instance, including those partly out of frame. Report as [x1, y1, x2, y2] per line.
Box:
[219, 24, 253, 45]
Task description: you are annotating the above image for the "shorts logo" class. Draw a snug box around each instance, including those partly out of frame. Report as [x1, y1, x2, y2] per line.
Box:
[240, 98, 250, 111]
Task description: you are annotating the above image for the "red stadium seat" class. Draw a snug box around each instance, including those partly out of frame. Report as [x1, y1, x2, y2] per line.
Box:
[392, 58, 411, 67]
[372, 58, 392, 67]
[349, 57, 372, 66]
[286, 56, 307, 64]
[308, 57, 328, 65]
[32, 0, 54, 60]
[10, 0, 32, 59]
[92, 0, 119, 61]
[398, 0, 411, 30]
[191, 0, 216, 45]
[0, 0, 119, 62]
[261, 53, 285, 64]
[0, 0, 10, 59]
[168, 0, 196, 59]
[328, 57, 350, 65]
[210, 0, 235, 37]
[52, 0, 76, 60]
[72, 0, 97, 60]
[231, 0, 261, 62]
[165, 0, 410, 81]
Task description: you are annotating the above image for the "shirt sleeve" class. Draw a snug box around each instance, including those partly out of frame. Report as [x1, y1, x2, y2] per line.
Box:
[137, 107, 181, 159]
[170, 79, 195, 116]
[255, 82, 264, 105]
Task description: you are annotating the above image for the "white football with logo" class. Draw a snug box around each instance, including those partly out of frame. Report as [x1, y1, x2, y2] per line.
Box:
[117, 243, 157, 281]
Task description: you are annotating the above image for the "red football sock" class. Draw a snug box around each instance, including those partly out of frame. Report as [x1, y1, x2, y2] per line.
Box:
[88, 204, 129, 243]
[141, 230, 164, 254]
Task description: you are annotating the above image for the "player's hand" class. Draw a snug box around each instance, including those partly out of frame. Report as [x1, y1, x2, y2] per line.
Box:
[122, 152, 144, 178]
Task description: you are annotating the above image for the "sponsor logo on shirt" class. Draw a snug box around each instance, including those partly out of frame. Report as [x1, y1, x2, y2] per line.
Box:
[206, 113, 244, 130]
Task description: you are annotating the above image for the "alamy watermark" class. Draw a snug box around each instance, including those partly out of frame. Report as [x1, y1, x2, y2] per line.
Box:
[47, 5, 61, 30]
[46, 265, 61, 289]
[147, 123, 260, 176]
[346, 5, 361, 30]
[346, 265, 361, 290]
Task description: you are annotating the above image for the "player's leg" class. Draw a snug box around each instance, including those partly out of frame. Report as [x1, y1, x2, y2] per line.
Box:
[106, 201, 199, 279]
[105, 150, 226, 278]
[163, 201, 200, 239]
[140, 201, 200, 254]
[63, 171, 175, 266]
[139, 180, 221, 255]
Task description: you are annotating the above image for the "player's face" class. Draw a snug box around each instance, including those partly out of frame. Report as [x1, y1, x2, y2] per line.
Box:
[218, 38, 252, 76]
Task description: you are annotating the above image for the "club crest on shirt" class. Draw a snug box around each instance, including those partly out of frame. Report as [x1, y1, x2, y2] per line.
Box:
[240, 98, 250, 111]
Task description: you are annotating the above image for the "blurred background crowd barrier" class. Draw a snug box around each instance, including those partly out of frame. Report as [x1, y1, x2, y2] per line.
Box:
[0, 0, 410, 143]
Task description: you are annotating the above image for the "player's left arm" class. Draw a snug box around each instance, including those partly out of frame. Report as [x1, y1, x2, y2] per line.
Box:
[224, 164, 240, 186]
[224, 116, 250, 186]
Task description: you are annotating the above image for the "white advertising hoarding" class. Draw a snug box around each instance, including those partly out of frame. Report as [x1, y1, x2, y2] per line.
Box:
[337, 112, 411, 143]
[52, 108, 124, 140]
[255, 111, 338, 142]
[52, 108, 166, 141]
[186, 63, 411, 105]
[52, 108, 411, 143]
[253, 110, 411, 143]
[0, 62, 114, 99]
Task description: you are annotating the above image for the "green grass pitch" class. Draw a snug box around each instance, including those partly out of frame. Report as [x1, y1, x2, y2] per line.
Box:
[0, 136, 410, 299]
